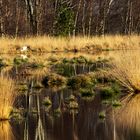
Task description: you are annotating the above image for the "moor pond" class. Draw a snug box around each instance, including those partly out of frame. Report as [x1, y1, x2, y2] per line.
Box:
[0, 51, 140, 140]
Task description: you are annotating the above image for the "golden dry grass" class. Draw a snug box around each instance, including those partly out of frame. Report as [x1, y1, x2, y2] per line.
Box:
[0, 35, 140, 53]
[0, 75, 17, 120]
[110, 51, 140, 93]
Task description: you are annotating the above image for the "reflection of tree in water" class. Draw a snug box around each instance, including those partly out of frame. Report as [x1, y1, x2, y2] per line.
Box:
[24, 83, 45, 140]
[0, 121, 15, 140]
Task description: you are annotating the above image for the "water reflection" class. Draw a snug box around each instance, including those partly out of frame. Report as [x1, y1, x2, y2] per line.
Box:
[1, 52, 140, 140]
[0, 121, 15, 140]
[114, 94, 140, 140]
[11, 93, 140, 140]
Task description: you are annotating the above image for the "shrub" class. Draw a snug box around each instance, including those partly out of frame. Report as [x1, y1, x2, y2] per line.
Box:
[42, 73, 67, 89]
[100, 86, 119, 100]
[67, 74, 94, 90]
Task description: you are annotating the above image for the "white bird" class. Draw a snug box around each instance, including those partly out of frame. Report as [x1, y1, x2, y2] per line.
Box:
[20, 45, 30, 52]
[20, 54, 28, 59]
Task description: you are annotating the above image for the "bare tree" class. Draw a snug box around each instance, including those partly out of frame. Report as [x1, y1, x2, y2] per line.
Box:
[82, 0, 86, 35]
[24, 0, 37, 35]
[15, 0, 21, 37]
[0, 0, 4, 36]
[88, 0, 94, 36]
[73, 0, 82, 36]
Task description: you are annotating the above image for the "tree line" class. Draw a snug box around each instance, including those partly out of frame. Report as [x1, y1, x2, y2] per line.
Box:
[0, 0, 140, 37]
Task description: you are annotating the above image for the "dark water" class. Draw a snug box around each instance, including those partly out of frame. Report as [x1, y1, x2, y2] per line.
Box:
[0, 52, 140, 140]
[0, 88, 139, 140]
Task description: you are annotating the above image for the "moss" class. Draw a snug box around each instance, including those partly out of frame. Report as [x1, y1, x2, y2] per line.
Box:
[10, 108, 23, 120]
[30, 62, 45, 69]
[43, 97, 52, 106]
[76, 56, 87, 64]
[112, 100, 121, 107]
[67, 74, 94, 90]
[70, 57, 78, 64]
[62, 58, 70, 64]
[95, 71, 116, 84]
[48, 56, 59, 63]
[54, 63, 75, 77]
[0, 59, 8, 67]
[42, 73, 67, 88]
[66, 94, 76, 102]
[112, 83, 121, 94]
[54, 108, 61, 115]
[100, 87, 115, 100]
[69, 101, 79, 109]
[99, 111, 106, 119]
[67, 76, 82, 90]
[31, 108, 38, 114]
[18, 84, 28, 91]
[80, 88, 94, 97]
[102, 100, 111, 105]
[13, 57, 28, 66]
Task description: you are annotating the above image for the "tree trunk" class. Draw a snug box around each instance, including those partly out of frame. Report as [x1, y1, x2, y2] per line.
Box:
[82, 0, 86, 35]
[73, 0, 82, 36]
[24, 0, 37, 35]
[15, 0, 20, 37]
[128, 1, 133, 35]
[0, 0, 4, 36]
[88, 0, 94, 36]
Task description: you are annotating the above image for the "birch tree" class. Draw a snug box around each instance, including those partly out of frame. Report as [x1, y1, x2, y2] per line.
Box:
[82, 0, 86, 35]
[88, 0, 94, 36]
[73, 0, 82, 36]
[0, 0, 4, 36]
[24, 0, 37, 35]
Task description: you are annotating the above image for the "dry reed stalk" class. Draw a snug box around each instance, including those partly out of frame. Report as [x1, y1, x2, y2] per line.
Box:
[110, 51, 140, 93]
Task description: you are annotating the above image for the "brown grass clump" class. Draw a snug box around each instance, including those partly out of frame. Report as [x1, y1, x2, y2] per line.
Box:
[110, 51, 140, 94]
[0, 76, 17, 120]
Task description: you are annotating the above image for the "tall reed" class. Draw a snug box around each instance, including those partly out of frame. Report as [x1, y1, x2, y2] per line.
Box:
[110, 51, 140, 94]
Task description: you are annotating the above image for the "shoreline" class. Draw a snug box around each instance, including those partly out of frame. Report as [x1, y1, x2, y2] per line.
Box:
[0, 35, 139, 54]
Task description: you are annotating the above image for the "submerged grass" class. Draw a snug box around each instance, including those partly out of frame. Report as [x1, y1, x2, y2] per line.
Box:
[0, 35, 140, 53]
[0, 76, 17, 120]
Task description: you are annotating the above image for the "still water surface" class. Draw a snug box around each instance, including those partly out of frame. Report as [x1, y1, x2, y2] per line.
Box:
[0, 51, 140, 140]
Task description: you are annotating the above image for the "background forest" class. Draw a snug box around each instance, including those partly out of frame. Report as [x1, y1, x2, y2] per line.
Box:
[0, 0, 140, 36]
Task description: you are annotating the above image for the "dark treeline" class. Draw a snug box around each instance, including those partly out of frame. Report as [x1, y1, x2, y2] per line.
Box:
[0, 0, 140, 36]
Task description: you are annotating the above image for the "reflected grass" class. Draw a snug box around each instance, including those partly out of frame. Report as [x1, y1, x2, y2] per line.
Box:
[114, 94, 140, 134]
[0, 75, 17, 120]
[0, 121, 14, 140]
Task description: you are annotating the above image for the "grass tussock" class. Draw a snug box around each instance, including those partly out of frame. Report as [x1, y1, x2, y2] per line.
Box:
[110, 51, 140, 94]
[0, 76, 17, 120]
[0, 35, 140, 53]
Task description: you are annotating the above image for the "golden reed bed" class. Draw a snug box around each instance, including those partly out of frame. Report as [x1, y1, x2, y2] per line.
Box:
[0, 35, 139, 53]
